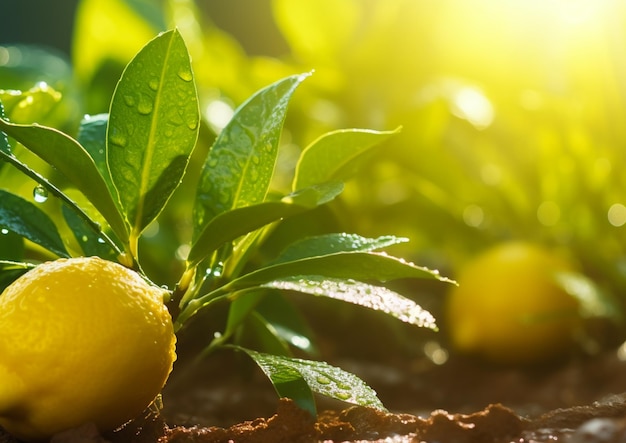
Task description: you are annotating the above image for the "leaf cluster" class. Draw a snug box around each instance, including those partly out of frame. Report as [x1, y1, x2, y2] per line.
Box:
[0, 29, 452, 414]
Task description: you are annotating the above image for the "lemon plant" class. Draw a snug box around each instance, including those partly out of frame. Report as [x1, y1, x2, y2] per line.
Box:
[0, 29, 451, 439]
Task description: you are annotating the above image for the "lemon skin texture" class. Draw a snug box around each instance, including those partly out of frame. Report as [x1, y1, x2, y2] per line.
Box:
[446, 242, 581, 365]
[0, 257, 176, 441]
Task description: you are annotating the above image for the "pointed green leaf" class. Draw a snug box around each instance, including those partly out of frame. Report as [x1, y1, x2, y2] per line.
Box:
[193, 73, 310, 235]
[107, 29, 199, 237]
[237, 347, 386, 415]
[228, 252, 453, 290]
[187, 182, 344, 267]
[0, 190, 69, 258]
[293, 128, 400, 191]
[263, 276, 437, 330]
[273, 233, 409, 264]
[0, 117, 129, 246]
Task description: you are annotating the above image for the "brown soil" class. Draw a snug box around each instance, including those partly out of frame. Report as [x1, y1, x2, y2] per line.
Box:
[3, 347, 626, 443]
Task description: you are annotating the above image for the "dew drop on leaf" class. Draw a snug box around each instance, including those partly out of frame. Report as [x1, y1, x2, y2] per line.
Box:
[316, 375, 331, 385]
[336, 392, 351, 400]
[123, 95, 136, 107]
[148, 79, 159, 91]
[33, 185, 48, 203]
[109, 133, 127, 147]
[137, 98, 153, 115]
[187, 119, 198, 130]
[177, 69, 193, 82]
[1, 228, 9, 235]
[81, 235, 88, 242]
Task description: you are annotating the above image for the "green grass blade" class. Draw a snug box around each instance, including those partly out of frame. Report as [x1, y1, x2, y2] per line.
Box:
[0, 117, 129, 246]
[107, 29, 199, 239]
[293, 127, 400, 191]
[193, 73, 310, 237]
[0, 190, 69, 258]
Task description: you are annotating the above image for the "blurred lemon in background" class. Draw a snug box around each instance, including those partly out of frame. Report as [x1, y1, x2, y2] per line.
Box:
[445, 241, 582, 365]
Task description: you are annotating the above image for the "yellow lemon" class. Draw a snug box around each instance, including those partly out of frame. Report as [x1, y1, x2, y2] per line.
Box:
[0, 256, 176, 441]
[445, 242, 581, 365]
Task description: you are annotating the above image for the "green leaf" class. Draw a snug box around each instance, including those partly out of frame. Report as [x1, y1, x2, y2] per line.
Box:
[77, 113, 118, 203]
[62, 205, 118, 260]
[0, 117, 130, 247]
[555, 271, 623, 322]
[273, 233, 409, 264]
[236, 347, 386, 416]
[228, 251, 453, 290]
[0, 190, 69, 258]
[107, 29, 199, 239]
[293, 128, 400, 191]
[243, 311, 293, 357]
[193, 73, 310, 235]
[187, 183, 344, 267]
[262, 276, 437, 329]
[0, 83, 62, 124]
[255, 292, 319, 355]
[0, 260, 35, 292]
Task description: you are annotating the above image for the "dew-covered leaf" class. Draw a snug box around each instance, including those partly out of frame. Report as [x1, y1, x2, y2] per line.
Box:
[263, 276, 437, 329]
[293, 128, 400, 191]
[193, 73, 310, 236]
[107, 29, 199, 239]
[237, 347, 386, 416]
[77, 113, 118, 203]
[227, 251, 453, 291]
[0, 117, 129, 245]
[187, 182, 344, 267]
[273, 233, 409, 264]
[0, 190, 69, 258]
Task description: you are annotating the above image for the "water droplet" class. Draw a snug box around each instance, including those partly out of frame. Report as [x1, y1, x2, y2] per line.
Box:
[177, 69, 193, 82]
[110, 134, 127, 147]
[336, 392, 351, 400]
[1, 228, 9, 235]
[207, 158, 218, 168]
[33, 185, 48, 203]
[316, 375, 331, 385]
[96, 237, 106, 244]
[81, 235, 88, 242]
[187, 119, 198, 130]
[137, 98, 153, 115]
[148, 78, 159, 91]
[123, 95, 136, 107]
[251, 155, 260, 165]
